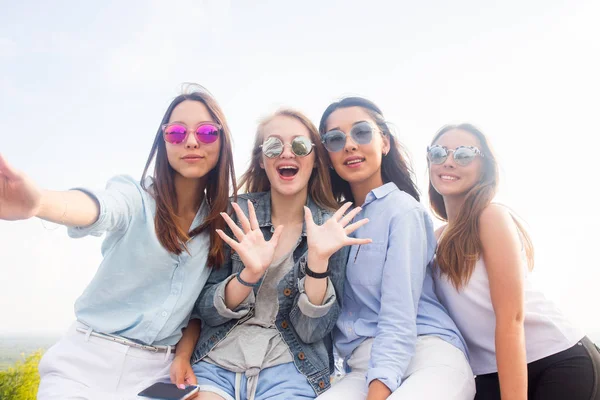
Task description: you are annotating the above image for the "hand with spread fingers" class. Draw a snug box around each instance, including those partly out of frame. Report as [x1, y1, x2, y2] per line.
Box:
[216, 200, 284, 283]
[0, 153, 43, 221]
[304, 202, 371, 272]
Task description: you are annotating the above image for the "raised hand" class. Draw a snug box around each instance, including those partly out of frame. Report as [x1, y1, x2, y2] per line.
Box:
[304, 202, 371, 271]
[216, 200, 284, 281]
[0, 154, 43, 220]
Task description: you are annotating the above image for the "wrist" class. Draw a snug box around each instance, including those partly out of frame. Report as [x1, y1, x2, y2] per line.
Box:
[307, 251, 329, 273]
[239, 268, 263, 285]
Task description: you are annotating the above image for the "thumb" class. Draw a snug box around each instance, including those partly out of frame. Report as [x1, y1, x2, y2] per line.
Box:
[271, 225, 284, 247]
[0, 154, 18, 179]
[303, 206, 314, 227]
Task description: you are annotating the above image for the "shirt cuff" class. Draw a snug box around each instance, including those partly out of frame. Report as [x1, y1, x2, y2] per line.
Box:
[366, 367, 400, 393]
[296, 276, 336, 318]
[213, 275, 256, 319]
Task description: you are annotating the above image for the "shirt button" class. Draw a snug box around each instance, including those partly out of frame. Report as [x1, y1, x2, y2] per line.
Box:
[283, 288, 292, 297]
[281, 320, 289, 329]
[318, 380, 326, 388]
[161, 311, 168, 317]
[297, 352, 306, 361]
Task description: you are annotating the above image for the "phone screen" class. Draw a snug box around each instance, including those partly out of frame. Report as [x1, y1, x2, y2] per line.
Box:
[138, 382, 199, 399]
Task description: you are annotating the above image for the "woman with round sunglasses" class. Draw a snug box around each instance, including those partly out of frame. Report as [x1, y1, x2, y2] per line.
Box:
[428, 123, 600, 400]
[0, 85, 236, 399]
[316, 97, 475, 400]
[170, 109, 371, 400]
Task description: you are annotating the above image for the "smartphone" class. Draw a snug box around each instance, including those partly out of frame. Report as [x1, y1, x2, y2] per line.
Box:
[138, 382, 199, 399]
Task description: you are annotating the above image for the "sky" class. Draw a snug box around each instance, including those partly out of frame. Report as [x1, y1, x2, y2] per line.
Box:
[1, 0, 599, 338]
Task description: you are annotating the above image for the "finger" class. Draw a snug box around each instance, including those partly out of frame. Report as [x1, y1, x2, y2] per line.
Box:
[339, 206, 363, 227]
[216, 229, 240, 253]
[174, 369, 184, 387]
[0, 154, 18, 180]
[303, 206, 314, 227]
[231, 202, 251, 233]
[332, 202, 353, 222]
[270, 225, 284, 248]
[344, 218, 369, 235]
[247, 200, 260, 231]
[220, 212, 245, 242]
[346, 237, 372, 246]
[186, 371, 198, 385]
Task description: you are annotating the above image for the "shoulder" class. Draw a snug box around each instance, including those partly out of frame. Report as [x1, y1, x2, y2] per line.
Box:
[102, 175, 148, 203]
[478, 204, 520, 248]
[377, 187, 424, 217]
[434, 225, 447, 241]
[235, 192, 269, 203]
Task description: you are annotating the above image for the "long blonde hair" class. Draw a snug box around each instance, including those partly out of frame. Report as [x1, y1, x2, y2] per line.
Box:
[429, 123, 534, 290]
[238, 109, 339, 211]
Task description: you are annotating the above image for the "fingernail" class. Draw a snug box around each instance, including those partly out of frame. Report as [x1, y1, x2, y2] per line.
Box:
[178, 384, 186, 389]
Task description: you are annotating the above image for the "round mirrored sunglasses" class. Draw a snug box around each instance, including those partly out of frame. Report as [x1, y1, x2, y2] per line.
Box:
[427, 145, 484, 166]
[260, 136, 314, 158]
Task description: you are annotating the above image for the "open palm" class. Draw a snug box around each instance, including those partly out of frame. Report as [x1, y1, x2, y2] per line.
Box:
[0, 154, 42, 220]
[305, 202, 371, 261]
[216, 200, 284, 277]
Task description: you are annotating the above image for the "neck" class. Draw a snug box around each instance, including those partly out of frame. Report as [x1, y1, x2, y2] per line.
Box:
[350, 171, 384, 206]
[173, 173, 207, 216]
[443, 194, 466, 225]
[270, 188, 307, 226]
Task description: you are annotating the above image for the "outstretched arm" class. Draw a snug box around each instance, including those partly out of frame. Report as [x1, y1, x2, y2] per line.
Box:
[0, 154, 99, 226]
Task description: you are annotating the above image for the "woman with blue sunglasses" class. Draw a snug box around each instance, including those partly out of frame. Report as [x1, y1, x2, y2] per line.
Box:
[316, 97, 475, 400]
[428, 123, 600, 400]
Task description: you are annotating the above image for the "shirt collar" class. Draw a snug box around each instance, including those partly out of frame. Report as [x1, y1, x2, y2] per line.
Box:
[363, 182, 398, 206]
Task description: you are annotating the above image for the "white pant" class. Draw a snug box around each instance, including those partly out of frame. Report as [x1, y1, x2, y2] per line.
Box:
[319, 336, 475, 400]
[37, 322, 175, 400]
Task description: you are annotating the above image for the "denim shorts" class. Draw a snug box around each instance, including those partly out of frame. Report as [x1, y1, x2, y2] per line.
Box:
[192, 360, 315, 400]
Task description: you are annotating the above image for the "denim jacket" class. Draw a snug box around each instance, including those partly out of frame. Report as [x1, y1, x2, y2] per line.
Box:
[191, 192, 348, 395]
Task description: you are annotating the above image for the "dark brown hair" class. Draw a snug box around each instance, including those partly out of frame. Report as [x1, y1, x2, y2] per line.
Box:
[238, 109, 338, 211]
[318, 97, 420, 202]
[429, 123, 534, 289]
[141, 84, 236, 267]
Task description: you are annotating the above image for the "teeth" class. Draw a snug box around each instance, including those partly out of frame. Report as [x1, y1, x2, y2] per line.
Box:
[278, 166, 298, 170]
[441, 175, 457, 181]
[346, 159, 363, 165]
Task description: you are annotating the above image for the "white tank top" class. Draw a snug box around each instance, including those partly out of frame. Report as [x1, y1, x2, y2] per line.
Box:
[434, 256, 584, 375]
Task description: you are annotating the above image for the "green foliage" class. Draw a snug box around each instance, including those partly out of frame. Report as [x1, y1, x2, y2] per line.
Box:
[0, 350, 42, 400]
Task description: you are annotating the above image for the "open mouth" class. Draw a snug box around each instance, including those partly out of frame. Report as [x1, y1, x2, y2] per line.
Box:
[277, 165, 299, 179]
[440, 174, 458, 181]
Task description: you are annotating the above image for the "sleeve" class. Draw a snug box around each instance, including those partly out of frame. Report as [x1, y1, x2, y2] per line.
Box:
[366, 207, 431, 392]
[289, 246, 347, 344]
[67, 175, 145, 238]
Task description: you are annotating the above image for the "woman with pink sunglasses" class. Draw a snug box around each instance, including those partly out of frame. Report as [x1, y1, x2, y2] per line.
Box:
[0, 85, 236, 399]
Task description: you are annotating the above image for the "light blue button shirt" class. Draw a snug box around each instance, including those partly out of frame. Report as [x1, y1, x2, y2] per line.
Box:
[334, 182, 468, 392]
[68, 175, 212, 346]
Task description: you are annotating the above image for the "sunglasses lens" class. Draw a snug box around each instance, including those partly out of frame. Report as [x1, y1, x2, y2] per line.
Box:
[196, 124, 220, 144]
[322, 131, 346, 152]
[454, 147, 476, 166]
[351, 122, 374, 145]
[427, 146, 447, 164]
[292, 137, 313, 157]
[262, 137, 284, 158]
[163, 124, 187, 144]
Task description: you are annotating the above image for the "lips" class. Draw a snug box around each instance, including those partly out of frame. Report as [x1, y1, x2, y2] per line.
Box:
[342, 156, 365, 169]
[439, 174, 459, 181]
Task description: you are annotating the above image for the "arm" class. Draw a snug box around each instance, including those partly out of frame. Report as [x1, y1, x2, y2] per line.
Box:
[170, 319, 201, 387]
[0, 154, 99, 226]
[481, 205, 527, 400]
[367, 207, 430, 397]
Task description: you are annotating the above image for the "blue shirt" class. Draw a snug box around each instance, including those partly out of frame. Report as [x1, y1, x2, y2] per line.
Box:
[68, 175, 212, 346]
[334, 183, 468, 392]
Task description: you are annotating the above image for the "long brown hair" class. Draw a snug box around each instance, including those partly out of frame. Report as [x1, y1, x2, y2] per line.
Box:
[141, 84, 236, 267]
[318, 97, 420, 202]
[238, 109, 339, 211]
[429, 123, 534, 289]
